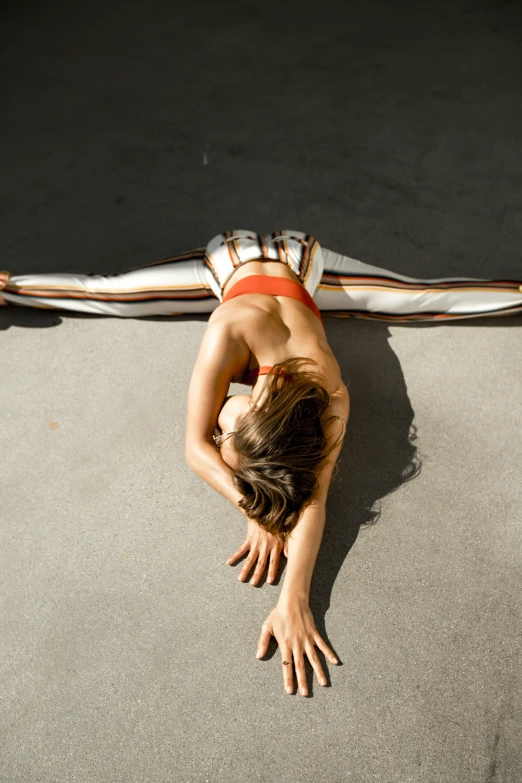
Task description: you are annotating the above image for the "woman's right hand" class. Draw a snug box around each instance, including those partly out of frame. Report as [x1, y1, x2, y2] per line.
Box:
[227, 517, 288, 586]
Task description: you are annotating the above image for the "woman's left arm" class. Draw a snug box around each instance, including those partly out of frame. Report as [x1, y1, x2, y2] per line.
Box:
[256, 385, 350, 696]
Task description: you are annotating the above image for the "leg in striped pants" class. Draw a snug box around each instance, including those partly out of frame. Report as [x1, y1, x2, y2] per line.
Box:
[2, 242, 521, 323]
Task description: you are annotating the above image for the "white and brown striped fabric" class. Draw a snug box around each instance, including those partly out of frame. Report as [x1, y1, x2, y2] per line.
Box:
[204, 230, 324, 300]
[2, 230, 522, 321]
[316, 247, 522, 322]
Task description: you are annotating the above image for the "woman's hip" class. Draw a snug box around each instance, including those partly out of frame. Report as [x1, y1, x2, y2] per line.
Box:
[203, 230, 325, 301]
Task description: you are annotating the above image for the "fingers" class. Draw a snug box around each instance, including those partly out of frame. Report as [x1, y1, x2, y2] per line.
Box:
[256, 617, 337, 695]
[313, 632, 339, 666]
[305, 641, 328, 687]
[280, 646, 294, 694]
[266, 547, 280, 585]
[226, 541, 249, 566]
[228, 530, 283, 586]
[292, 648, 309, 696]
[256, 623, 272, 660]
[238, 549, 258, 582]
[248, 544, 268, 586]
[287, 643, 332, 696]
[270, 644, 335, 696]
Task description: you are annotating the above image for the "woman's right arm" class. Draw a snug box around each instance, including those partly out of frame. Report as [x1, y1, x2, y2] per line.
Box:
[185, 321, 249, 512]
[186, 441, 245, 510]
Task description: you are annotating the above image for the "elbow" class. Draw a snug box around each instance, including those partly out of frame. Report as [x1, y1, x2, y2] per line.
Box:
[185, 446, 201, 474]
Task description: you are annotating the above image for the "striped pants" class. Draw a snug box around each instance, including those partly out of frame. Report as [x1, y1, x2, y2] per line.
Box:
[2, 241, 522, 323]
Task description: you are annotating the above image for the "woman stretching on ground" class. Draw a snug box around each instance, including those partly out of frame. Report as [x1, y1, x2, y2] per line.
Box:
[185, 233, 350, 698]
[2, 229, 521, 696]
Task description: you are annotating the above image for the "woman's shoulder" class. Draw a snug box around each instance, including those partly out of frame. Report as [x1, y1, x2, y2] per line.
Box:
[320, 362, 350, 424]
[307, 351, 349, 403]
[208, 297, 264, 330]
[329, 383, 350, 419]
[193, 311, 251, 386]
[207, 300, 250, 334]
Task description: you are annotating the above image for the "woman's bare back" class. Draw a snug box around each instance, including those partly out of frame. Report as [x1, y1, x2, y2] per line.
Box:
[206, 260, 346, 396]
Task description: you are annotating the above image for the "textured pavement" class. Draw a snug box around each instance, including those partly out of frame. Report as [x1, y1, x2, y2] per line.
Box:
[1, 2, 521, 782]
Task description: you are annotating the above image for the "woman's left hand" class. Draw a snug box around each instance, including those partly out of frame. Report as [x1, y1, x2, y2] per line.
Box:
[256, 596, 339, 696]
[227, 517, 286, 586]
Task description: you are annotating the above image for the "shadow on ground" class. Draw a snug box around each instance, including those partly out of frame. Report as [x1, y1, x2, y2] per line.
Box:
[2, 302, 521, 699]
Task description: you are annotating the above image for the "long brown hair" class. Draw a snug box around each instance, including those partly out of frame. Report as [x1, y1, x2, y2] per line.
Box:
[232, 357, 344, 543]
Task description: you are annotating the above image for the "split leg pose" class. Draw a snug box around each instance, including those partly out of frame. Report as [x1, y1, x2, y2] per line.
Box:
[2, 229, 521, 321]
[3, 230, 521, 697]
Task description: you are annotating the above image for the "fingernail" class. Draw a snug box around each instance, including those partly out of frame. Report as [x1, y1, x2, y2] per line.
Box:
[301, 688, 307, 696]
[267, 578, 273, 584]
[286, 686, 293, 694]
[332, 658, 338, 664]
[256, 651, 261, 658]
[320, 678, 327, 686]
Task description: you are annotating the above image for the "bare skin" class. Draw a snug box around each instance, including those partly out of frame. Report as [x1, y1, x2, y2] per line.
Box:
[0, 271, 9, 305]
[185, 259, 350, 696]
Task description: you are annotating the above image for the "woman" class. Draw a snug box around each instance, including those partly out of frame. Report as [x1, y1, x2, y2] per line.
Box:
[2, 229, 522, 696]
[185, 231, 349, 698]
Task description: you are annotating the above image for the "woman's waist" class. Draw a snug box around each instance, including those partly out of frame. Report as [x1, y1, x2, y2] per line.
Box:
[222, 271, 323, 324]
[222, 260, 301, 298]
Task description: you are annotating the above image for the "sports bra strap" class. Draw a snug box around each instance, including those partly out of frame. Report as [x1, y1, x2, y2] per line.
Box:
[242, 365, 273, 385]
[241, 365, 295, 385]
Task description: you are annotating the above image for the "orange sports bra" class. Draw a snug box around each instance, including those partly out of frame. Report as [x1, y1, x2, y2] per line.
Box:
[222, 275, 322, 322]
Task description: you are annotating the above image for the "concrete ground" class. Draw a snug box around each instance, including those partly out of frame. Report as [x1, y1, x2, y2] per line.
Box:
[1, 2, 521, 781]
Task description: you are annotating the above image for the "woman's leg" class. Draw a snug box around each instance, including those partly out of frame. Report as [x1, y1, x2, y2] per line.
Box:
[315, 248, 522, 321]
[0, 249, 219, 317]
[2, 244, 521, 321]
